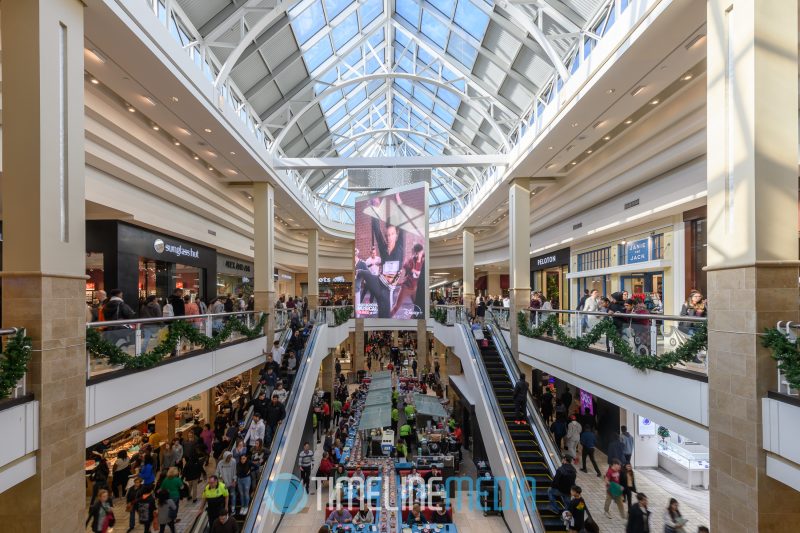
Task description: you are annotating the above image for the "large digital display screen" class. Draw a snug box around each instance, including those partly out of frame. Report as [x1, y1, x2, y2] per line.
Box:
[354, 183, 428, 319]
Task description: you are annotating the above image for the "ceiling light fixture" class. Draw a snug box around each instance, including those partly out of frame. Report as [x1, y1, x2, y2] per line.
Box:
[127, 105, 136, 113]
[606, 89, 615, 94]
[85, 49, 106, 64]
[571, 122, 579, 127]
[204, 128, 212, 133]
[571, 161, 577, 165]
[227, 169, 238, 175]
[90, 78, 99, 85]
[586, 149, 593, 154]
[179, 128, 191, 136]
[625, 119, 633, 124]
[193, 155, 200, 160]
[631, 86, 646, 96]
[173, 140, 181, 146]
[650, 99, 660, 105]
[547, 146, 553, 150]
[142, 96, 156, 106]
[171, 96, 180, 102]
[603, 135, 611, 141]
[208, 166, 214, 171]
[230, 151, 236, 155]
[593, 120, 606, 129]
[682, 74, 693, 81]
[151, 125, 160, 131]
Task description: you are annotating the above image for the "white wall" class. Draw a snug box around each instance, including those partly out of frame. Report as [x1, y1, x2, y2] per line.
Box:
[763, 397, 800, 492]
[0, 400, 39, 495]
[512, 332, 709, 445]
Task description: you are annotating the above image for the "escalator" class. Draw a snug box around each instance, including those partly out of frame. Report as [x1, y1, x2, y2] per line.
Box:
[477, 327, 567, 532]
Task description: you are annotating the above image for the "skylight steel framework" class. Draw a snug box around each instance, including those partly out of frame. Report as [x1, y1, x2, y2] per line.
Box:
[166, 0, 618, 216]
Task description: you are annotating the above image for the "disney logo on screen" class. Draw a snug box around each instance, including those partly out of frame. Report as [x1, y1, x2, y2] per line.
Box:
[153, 238, 200, 259]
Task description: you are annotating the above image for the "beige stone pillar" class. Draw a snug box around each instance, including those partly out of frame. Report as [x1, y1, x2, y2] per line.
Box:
[706, 1, 800, 531]
[462, 229, 475, 313]
[320, 351, 334, 397]
[487, 272, 501, 298]
[307, 229, 319, 311]
[254, 182, 276, 345]
[417, 320, 429, 369]
[0, 2, 87, 531]
[155, 408, 177, 442]
[508, 179, 531, 361]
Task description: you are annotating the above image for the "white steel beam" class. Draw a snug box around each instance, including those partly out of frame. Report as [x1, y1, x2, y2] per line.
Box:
[274, 154, 509, 169]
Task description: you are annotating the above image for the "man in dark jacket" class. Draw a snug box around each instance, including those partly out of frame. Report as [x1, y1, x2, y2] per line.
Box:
[606, 429, 627, 466]
[169, 288, 186, 316]
[626, 493, 651, 533]
[252, 391, 269, 420]
[512, 374, 528, 419]
[548, 455, 577, 513]
[264, 395, 286, 449]
[102, 289, 136, 321]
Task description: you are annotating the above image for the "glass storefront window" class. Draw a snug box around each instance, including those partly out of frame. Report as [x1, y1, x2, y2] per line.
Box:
[138, 259, 203, 304]
[577, 247, 611, 271]
[86, 252, 105, 305]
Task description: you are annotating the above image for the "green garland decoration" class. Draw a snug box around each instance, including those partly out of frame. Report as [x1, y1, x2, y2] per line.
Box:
[333, 306, 354, 326]
[762, 327, 800, 391]
[517, 311, 707, 371]
[87, 313, 267, 370]
[0, 330, 33, 400]
[431, 307, 448, 325]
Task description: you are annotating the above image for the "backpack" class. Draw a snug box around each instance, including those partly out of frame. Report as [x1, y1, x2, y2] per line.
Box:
[137, 499, 152, 523]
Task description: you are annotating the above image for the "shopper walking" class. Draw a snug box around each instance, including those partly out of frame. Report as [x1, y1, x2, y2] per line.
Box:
[90, 457, 112, 507]
[512, 374, 528, 420]
[565, 416, 582, 460]
[216, 451, 237, 512]
[182, 452, 204, 503]
[547, 455, 577, 513]
[202, 475, 230, 525]
[264, 395, 286, 448]
[565, 485, 586, 533]
[124, 476, 144, 532]
[245, 412, 266, 447]
[236, 454, 253, 514]
[579, 426, 602, 476]
[663, 498, 688, 532]
[621, 426, 635, 464]
[621, 463, 637, 510]
[136, 486, 157, 533]
[111, 450, 132, 498]
[159, 466, 183, 517]
[298, 441, 314, 493]
[87, 489, 115, 533]
[156, 489, 177, 533]
[603, 460, 626, 519]
[626, 493, 650, 533]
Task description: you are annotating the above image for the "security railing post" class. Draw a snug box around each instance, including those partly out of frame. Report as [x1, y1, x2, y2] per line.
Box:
[134, 326, 143, 356]
[650, 319, 658, 356]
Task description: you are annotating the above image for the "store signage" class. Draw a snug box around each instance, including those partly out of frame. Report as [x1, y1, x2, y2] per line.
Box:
[530, 247, 570, 271]
[154, 238, 200, 259]
[626, 239, 649, 264]
[279, 274, 293, 280]
[224, 260, 251, 273]
[319, 276, 346, 283]
[638, 416, 656, 436]
[579, 389, 594, 415]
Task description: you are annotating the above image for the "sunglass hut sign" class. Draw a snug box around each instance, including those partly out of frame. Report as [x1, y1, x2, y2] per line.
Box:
[154, 238, 200, 259]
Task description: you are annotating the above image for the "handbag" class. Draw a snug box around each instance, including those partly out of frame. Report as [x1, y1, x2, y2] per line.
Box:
[101, 510, 116, 533]
[608, 481, 624, 498]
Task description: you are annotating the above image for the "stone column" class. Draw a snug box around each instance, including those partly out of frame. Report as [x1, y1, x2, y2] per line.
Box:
[0, 2, 87, 531]
[307, 230, 319, 311]
[417, 320, 429, 369]
[508, 179, 531, 361]
[487, 272, 501, 298]
[320, 351, 334, 397]
[462, 229, 475, 313]
[254, 182, 276, 346]
[706, 1, 800, 531]
[155, 408, 177, 442]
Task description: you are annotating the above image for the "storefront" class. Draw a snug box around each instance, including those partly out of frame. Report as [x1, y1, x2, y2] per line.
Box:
[275, 270, 295, 298]
[568, 224, 676, 313]
[295, 272, 353, 302]
[86, 221, 217, 312]
[530, 247, 570, 309]
[216, 255, 254, 297]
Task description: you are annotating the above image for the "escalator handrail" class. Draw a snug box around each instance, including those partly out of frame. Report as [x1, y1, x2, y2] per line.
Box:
[485, 323, 561, 475]
[458, 322, 544, 533]
[241, 323, 323, 532]
[188, 327, 293, 533]
[487, 322, 597, 525]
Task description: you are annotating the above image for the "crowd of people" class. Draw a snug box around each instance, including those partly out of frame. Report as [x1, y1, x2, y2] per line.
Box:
[538, 386, 708, 533]
[86, 319, 309, 533]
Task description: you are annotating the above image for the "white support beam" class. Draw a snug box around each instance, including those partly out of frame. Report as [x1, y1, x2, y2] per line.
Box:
[274, 154, 509, 169]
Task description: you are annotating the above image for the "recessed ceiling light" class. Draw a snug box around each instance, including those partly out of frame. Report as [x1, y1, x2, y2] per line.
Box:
[230, 151, 236, 155]
[142, 96, 156, 106]
[682, 74, 693, 81]
[548, 146, 553, 150]
[204, 128, 212, 133]
[246, 194, 253, 200]
[151, 125, 160, 131]
[571, 122, 579, 127]
[631, 86, 646, 96]
[685, 34, 706, 50]
[606, 89, 615, 94]
[586, 149, 593, 154]
[208, 166, 214, 171]
[547, 163, 557, 169]
[593, 120, 606, 129]
[571, 161, 577, 165]
[173, 140, 181, 146]
[207, 151, 217, 158]
[171, 96, 180, 102]
[650, 99, 660, 105]
[603, 135, 611, 141]
[227, 169, 238, 175]
[85, 49, 106, 64]
[193, 155, 200, 160]
[127, 105, 136, 113]
[90, 78, 99, 85]
[178, 128, 191, 136]
[625, 119, 633, 124]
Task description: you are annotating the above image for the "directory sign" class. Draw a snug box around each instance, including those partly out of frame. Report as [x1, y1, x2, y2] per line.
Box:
[354, 183, 428, 319]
